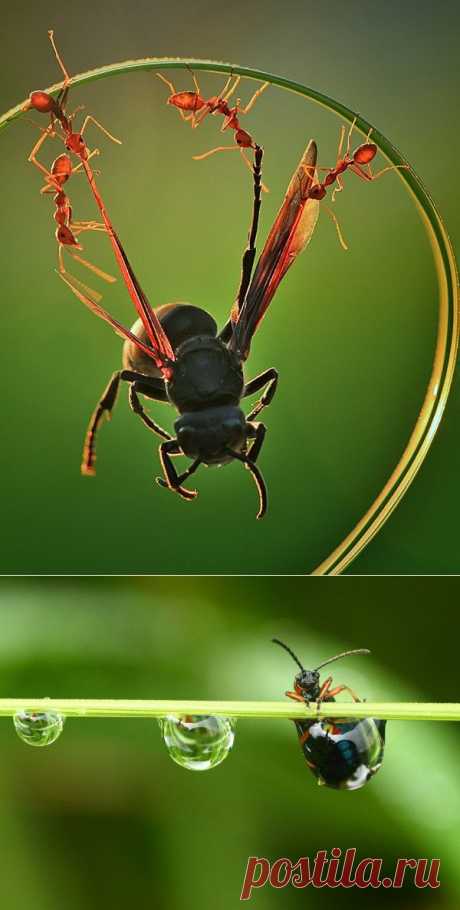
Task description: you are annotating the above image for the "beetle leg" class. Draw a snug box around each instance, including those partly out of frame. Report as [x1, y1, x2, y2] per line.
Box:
[285, 690, 307, 704]
[244, 368, 278, 421]
[157, 440, 199, 501]
[324, 684, 362, 703]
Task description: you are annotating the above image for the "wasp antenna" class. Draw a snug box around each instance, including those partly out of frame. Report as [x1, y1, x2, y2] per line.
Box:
[315, 648, 371, 672]
[272, 639, 306, 673]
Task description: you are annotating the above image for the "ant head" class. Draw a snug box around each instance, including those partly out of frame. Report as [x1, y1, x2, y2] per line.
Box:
[353, 143, 377, 165]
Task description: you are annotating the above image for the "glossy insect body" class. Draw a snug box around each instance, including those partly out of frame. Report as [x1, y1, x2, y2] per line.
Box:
[67, 137, 321, 518]
[294, 715, 386, 791]
[273, 639, 386, 791]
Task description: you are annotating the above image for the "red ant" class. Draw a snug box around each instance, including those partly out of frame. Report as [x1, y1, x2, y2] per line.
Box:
[27, 124, 114, 297]
[23, 30, 122, 297]
[157, 71, 269, 190]
[305, 118, 409, 249]
[308, 118, 408, 203]
[25, 31, 175, 371]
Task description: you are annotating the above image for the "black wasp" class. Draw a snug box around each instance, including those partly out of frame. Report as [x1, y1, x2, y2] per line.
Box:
[61, 141, 320, 518]
[273, 639, 386, 790]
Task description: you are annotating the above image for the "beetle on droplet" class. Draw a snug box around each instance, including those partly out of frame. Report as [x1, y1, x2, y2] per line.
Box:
[273, 639, 386, 790]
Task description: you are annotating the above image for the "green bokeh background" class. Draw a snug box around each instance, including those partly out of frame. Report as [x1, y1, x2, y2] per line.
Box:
[0, 575, 458, 910]
[1, 0, 459, 576]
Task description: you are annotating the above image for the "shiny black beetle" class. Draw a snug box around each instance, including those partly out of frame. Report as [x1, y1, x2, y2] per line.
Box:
[273, 639, 386, 791]
[65, 142, 320, 518]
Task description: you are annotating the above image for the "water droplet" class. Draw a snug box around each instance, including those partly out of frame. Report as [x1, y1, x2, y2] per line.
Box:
[13, 710, 65, 747]
[159, 715, 235, 771]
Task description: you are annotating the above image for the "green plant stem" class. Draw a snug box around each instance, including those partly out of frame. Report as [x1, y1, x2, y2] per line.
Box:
[1, 699, 460, 721]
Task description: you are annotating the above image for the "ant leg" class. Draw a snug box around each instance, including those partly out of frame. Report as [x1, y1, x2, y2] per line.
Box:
[72, 147, 101, 174]
[59, 245, 115, 298]
[239, 80, 269, 114]
[28, 124, 57, 182]
[192, 144, 239, 160]
[348, 161, 409, 183]
[156, 72, 179, 95]
[324, 206, 349, 251]
[344, 115, 358, 158]
[225, 443, 267, 519]
[221, 74, 241, 104]
[128, 383, 171, 440]
[81, 371, 122, 475]
[157, 440, 199, 500]
[243, 367, 278, 421]
[157, 72, 198, 124]
[331, 173, 344, 203]
[79, 115, 122, 145]
[48, 30, 71, 85]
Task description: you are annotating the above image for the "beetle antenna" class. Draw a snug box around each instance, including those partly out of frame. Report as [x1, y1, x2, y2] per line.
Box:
[315, 648, 371, 672]
[272, 638, 306, 673]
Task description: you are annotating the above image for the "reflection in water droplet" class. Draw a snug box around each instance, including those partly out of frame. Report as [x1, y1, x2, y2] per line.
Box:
[13, 710, 65, 747]
[159, 715, 235, 770]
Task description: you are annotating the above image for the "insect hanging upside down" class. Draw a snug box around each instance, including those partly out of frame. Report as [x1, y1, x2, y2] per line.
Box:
[71, 141, 320, 519]
[272, 639, 386, 790]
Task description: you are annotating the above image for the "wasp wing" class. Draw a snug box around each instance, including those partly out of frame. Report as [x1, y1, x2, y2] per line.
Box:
[229, 139, 319, 360]
[58, 270, 173, 378]
[80, 159, 175, 375]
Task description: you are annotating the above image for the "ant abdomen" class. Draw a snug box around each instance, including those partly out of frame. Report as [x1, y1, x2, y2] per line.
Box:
[353, 143, 377, 165]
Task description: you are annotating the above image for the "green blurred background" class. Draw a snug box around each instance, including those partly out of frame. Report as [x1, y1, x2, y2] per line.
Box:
[1, 0, 459, 574]
[0, 575, 458, 909]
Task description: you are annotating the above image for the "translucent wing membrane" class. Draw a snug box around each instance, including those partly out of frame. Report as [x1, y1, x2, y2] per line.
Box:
[230, 140, 319, 359]
[58, 270, 169, 364]
[80, 160, 175, 374]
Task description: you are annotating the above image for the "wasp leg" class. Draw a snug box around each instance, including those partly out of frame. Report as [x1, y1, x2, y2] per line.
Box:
[82, 371, 121, 476]
[234, 144, 264, 311]
[128, 383, 171, 440]
[246, 421, 266, 462]
[219, 145, 264, 344]
[82, 370, 169, 476]
[244, 367, 278, 421]
[226, 427, 267, 519]
[157, 440, 200, 501]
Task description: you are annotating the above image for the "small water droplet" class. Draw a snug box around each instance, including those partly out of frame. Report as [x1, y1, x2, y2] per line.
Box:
[159, 715, 235, 771]
[13, 710, 65, 747]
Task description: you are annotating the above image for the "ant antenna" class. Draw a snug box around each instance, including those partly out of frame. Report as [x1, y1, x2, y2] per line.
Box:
[272, 638, 306, 673]
[315, 649, 371, 672]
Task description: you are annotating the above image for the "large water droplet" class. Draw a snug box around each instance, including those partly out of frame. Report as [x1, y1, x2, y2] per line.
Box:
[13, 710, 65, 747]
[159, 715, 235, 770]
